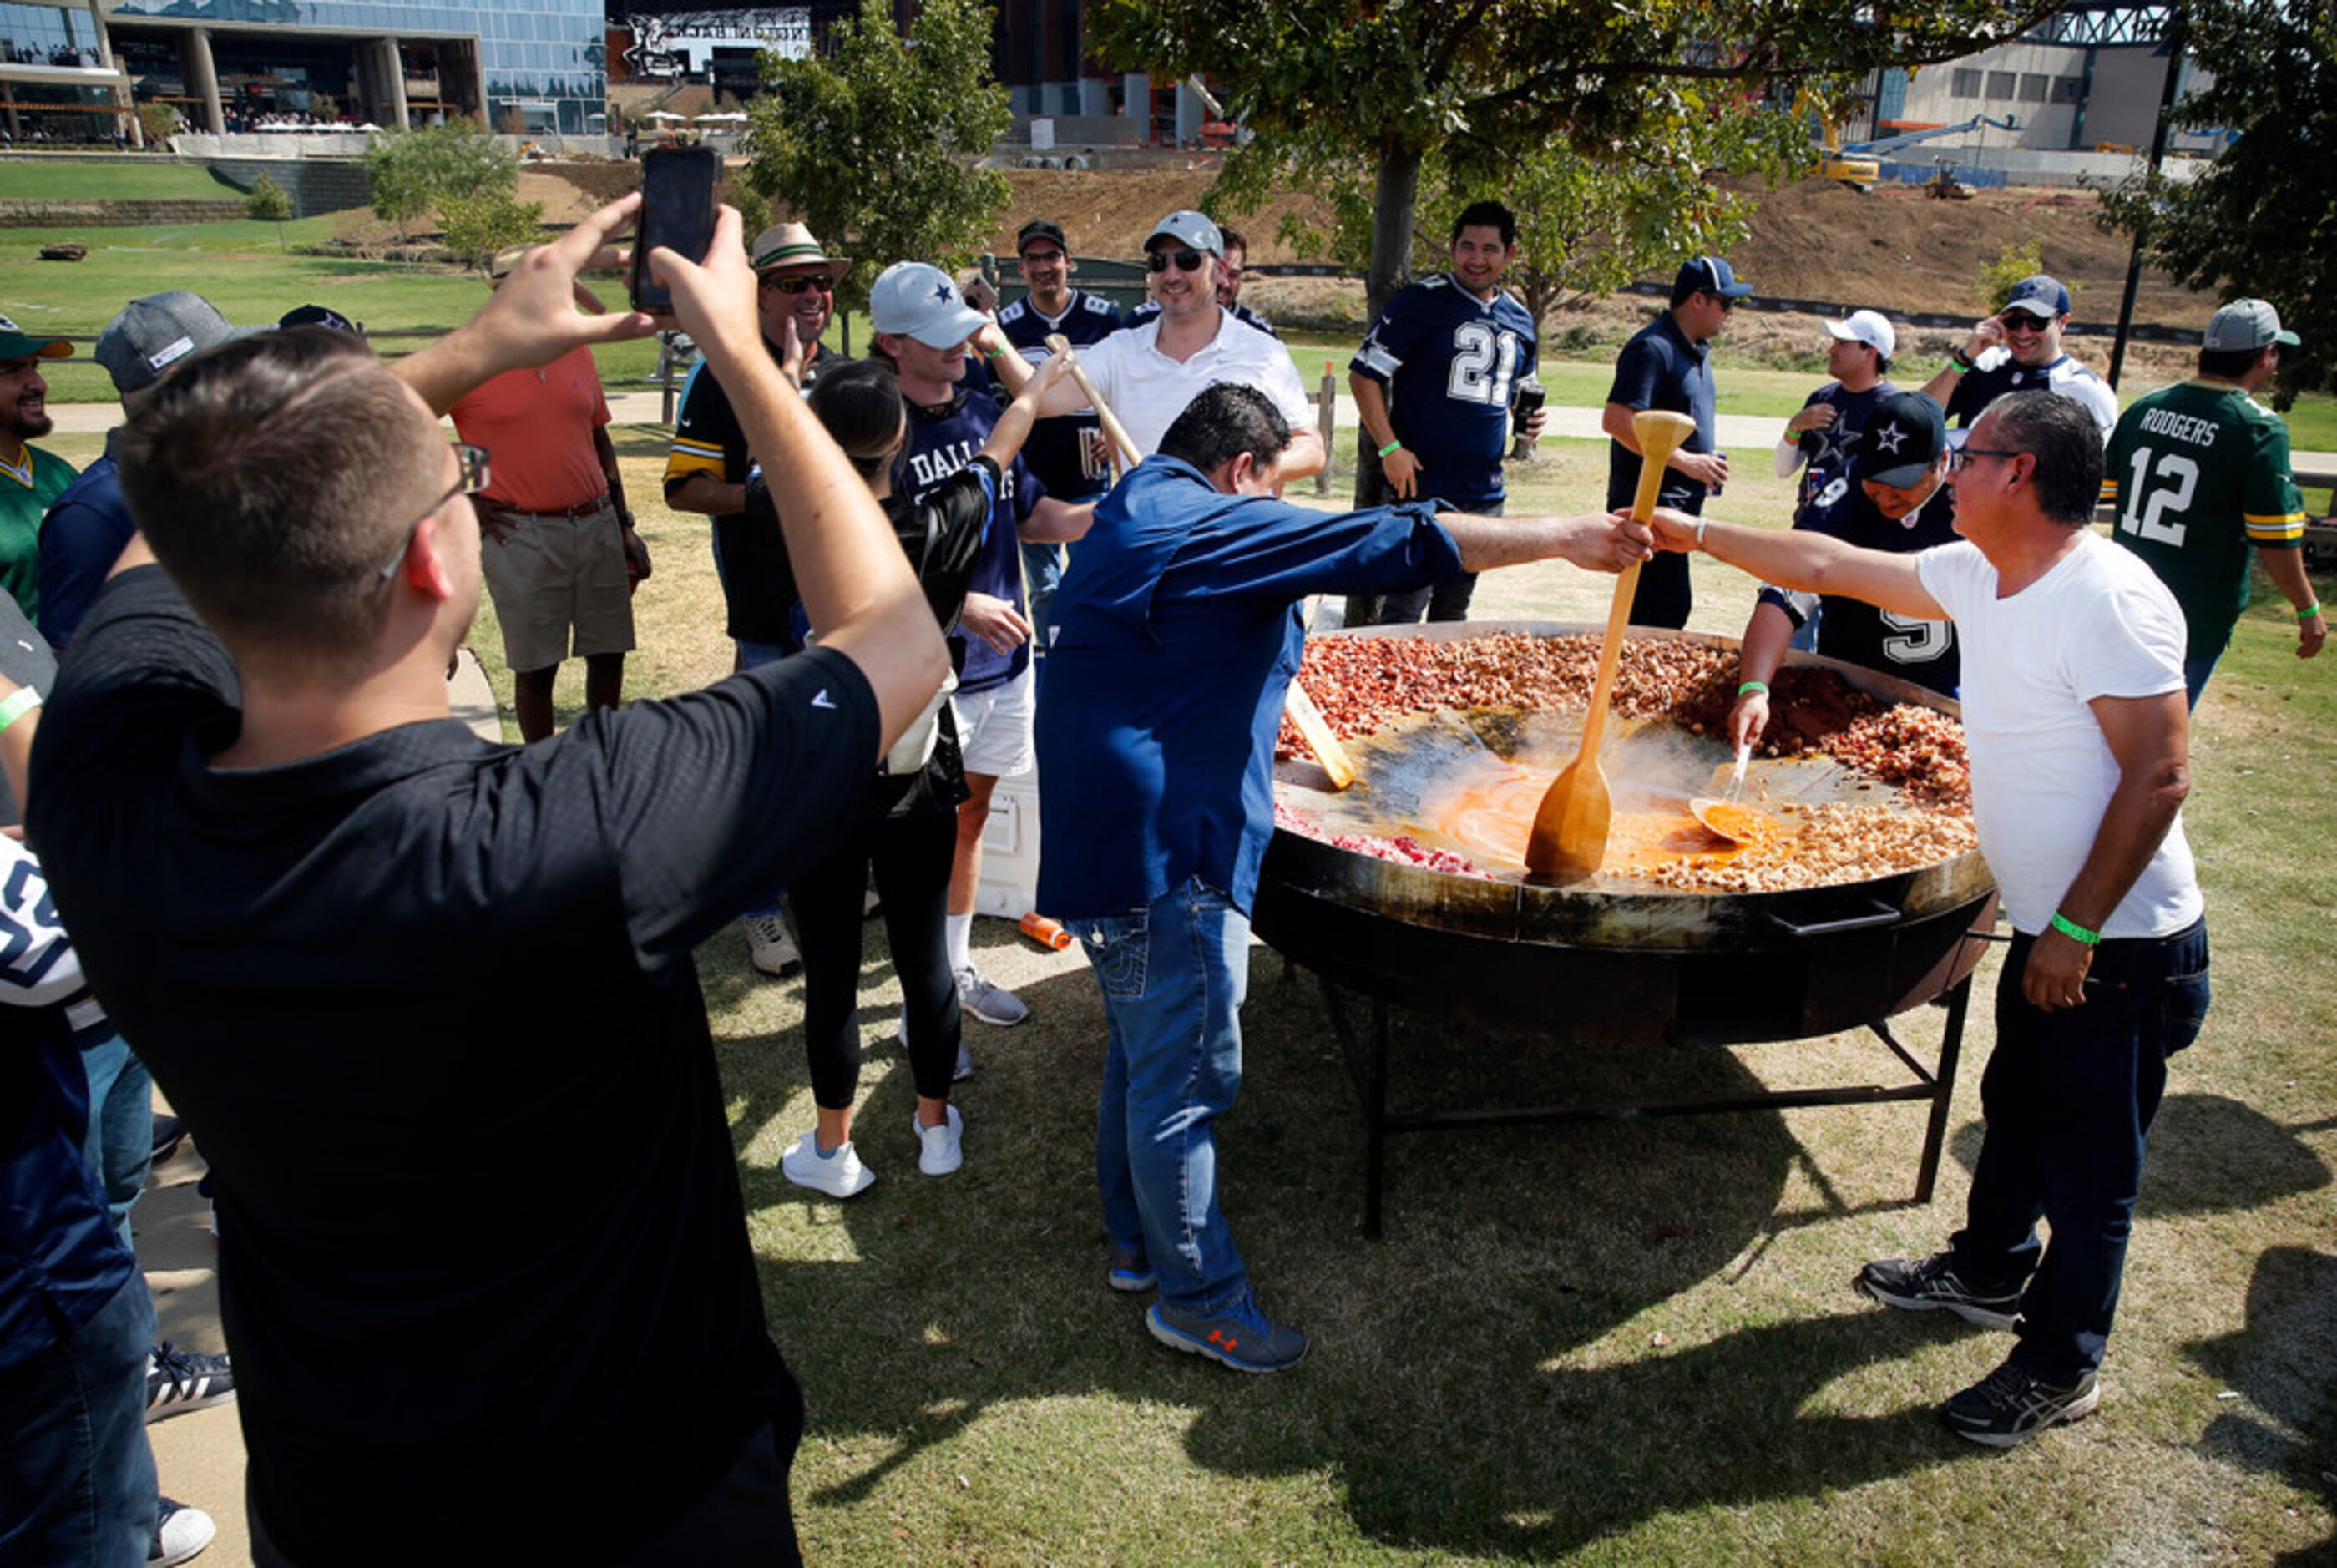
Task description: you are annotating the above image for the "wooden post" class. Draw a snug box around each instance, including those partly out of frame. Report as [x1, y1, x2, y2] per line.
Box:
[1316, 359, 1336, 496]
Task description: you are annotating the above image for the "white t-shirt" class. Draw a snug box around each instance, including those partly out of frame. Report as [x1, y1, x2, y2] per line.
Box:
[1076, 310, 1312, 458]
[1915, 532, 2202, 938]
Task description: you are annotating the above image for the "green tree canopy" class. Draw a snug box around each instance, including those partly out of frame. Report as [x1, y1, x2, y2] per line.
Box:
[2097, 0, 2337, 404]
[364, 120, 519, 242]
[1091, 0, 2058, 322]
[742, 0, 1011, 311]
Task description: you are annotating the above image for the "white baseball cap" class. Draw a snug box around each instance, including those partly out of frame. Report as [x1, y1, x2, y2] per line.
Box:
[869, 261, 988, 350]
[1824, 309, 1896, 359]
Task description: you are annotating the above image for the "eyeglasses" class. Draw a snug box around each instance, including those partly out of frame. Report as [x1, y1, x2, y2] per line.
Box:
[1019, 250, 1067, 266]
[1948, 446, 2021, 474]
[1146, 249, 1207, 274]
[760, 275, 832, 295]
[380, 443, 490, 581]
[1705, 291, 1735, 312]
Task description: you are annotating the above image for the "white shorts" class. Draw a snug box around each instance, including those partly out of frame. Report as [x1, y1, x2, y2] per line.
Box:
[949, 664, 1035, 779]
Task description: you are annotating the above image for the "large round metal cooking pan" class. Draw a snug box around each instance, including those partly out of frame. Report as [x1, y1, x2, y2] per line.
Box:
[1257, 622, 1998, 1045]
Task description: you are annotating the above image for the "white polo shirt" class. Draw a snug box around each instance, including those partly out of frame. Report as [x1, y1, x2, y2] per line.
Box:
[1077, 309, 1312, 457]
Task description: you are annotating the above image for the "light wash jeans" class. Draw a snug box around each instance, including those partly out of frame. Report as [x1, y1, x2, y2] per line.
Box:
[1073, 878, 1252, 1315]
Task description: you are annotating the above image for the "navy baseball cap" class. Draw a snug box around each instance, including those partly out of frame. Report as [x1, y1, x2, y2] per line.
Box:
[1854, 391, 1948, 488]
[2001, 275, 2071, 318]
[1676, 255, 1753, 301]
[280, 304, 358, 333]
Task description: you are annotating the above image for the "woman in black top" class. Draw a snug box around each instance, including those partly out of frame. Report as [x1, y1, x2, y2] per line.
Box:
[759, 352, 1074, 1194]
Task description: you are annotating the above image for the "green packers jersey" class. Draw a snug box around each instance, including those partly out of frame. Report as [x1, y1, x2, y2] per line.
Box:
[2105, 377, 2306, 663]
[0, 443, 76, 624]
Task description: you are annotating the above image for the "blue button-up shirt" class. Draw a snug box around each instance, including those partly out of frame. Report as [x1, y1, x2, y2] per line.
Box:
[1034, 456, 1462, 920]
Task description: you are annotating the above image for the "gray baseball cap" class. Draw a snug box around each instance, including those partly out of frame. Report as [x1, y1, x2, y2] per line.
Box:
[869, 261, 988, 350]
[1146, 210, 1223, 256]
[2203, 298, 2299, 353]
[94, 291, 253, 396]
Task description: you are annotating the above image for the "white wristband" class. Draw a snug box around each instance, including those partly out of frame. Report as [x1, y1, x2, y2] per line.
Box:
[1693, 517, 1710, 551]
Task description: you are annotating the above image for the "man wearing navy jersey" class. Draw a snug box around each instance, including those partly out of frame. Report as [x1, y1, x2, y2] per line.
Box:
[1729, 390, 1962, 749]
[1773, 309, 1899, 537]
[1922, 274, 2117, 443]
[1349, 200, 1545, 625]
[995, 219, 1121, 656]
[1604, 255, 1750, 628]
[872, 262, 1093, 1029]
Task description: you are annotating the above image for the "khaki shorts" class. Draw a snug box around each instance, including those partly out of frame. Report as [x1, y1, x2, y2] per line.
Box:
[478, 499, 635, 674]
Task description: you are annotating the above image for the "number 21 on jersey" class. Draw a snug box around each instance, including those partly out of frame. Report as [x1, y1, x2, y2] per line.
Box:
[1446, 323, 1520, 407]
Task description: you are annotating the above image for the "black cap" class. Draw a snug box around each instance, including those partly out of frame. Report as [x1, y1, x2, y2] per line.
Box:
[280, 304, 358, 334]
[1854, 391, 1947, 488]
[1016, 218, 1068, 255]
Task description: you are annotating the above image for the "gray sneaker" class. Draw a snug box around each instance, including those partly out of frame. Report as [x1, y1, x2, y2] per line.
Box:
[1941, 1358, 2100, 1447]
[893, 1015, 977, 1080]
[1147, 1295, 1308, 1373]
[744, 915, 801, 977]
[1854, 1252, 2021, 1329]
[955, 964, 1028, 1027]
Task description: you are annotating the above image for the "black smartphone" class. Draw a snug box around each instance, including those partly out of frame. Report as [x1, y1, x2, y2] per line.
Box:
[629, 145, 720, 313]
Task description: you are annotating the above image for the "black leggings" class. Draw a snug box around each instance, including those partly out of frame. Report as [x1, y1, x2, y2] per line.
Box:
[790, 807, 960, 1108]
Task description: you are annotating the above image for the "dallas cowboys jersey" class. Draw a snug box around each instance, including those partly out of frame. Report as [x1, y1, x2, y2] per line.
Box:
[997, 290, 1123, 500]
[900, 390, 1048, 693]
[1350, 275, 1538, 510]
[1758, 481, 1961, 697]
[1947, 351, 2117, 441]
[1790, 379, 1897, 532]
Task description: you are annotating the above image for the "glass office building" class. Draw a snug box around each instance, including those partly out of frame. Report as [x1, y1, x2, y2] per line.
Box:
[0, 0, 606, 138]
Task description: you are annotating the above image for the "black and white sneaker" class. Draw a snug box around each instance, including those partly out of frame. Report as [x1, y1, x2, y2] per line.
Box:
[149, 1113, 186, 1165]
[146, 1343, 235, 1423]
[150, 1497, 215, 1565]
[1941, 1358, 2100, 1447]
[1854, 1252, 2021, 1329]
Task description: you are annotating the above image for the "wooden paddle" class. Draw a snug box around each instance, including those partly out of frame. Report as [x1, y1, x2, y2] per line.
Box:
[1523, 408, 1698, 876]
[1044, 332, 1359, 791]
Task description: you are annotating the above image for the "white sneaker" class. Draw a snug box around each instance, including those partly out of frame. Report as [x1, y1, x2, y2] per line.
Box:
[152, 1498, 215, 1566]
[956, 964, 1028, 1027]
[862, 888, 883, 918]
[780, 1132, 873, 1198]
[914, 1105, 964, 1176]
[744, 915, 801, 977]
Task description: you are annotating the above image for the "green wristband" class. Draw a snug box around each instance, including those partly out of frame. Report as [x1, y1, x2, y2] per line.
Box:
[1737, 680, 1768, 698]
[2300, 602, 2322, 620]
[0, 686, 38, 731]
[1950, 350, 1975, 372]
[1377, 439, 1402, 458]
[2049, 912, 2101, 946]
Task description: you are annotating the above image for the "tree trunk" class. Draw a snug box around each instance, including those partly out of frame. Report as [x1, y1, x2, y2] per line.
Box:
[1352, 139, 1424, 522]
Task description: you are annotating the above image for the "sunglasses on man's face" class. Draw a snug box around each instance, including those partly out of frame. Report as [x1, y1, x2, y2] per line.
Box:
[761, 275, 832, 296]
[1146, 249, 1207, 274]
[1997, 313, 2050, 334]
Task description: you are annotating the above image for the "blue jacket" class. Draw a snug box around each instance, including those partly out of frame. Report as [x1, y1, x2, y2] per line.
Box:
[1035, 456, 1460, 918]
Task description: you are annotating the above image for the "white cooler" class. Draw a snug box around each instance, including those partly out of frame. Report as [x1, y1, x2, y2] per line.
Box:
[974, 763, 1043, 918]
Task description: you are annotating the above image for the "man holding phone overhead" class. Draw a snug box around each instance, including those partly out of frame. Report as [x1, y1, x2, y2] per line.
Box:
[664, 216, 854, 979]
[30, 197, 952, 1565]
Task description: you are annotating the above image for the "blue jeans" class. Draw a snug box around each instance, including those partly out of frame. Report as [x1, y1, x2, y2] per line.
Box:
[1074, 878, 1252, 1315]
[1950, 916, 2210, 1384]
[1021, 541, 1064, 670]
[735, 639, 797, 923]
[0, 1272, 158, 1568]
[79, 1030, 154, 1252]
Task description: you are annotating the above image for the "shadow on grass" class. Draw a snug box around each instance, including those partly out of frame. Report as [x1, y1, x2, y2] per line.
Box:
[711, 936, 2012, 1558]
[1945, 1091, 2331, 1218]
[2183, 1246, 2337, 1565]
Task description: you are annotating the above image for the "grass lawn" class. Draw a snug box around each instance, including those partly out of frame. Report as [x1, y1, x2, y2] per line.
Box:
[31, 405, 2334, 1563]
[0, 161, 247, 200]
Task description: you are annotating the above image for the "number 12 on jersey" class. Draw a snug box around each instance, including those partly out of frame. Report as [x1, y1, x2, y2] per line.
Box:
[2117, 443, 2198, 548]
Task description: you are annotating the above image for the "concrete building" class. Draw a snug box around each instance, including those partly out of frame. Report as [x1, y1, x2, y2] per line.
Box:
[0, 0, 608, 139]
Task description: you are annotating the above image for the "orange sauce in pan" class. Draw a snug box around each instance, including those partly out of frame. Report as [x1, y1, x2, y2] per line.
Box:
[1689, 800, 1778, 847]
[1426, 770, 1775, 873]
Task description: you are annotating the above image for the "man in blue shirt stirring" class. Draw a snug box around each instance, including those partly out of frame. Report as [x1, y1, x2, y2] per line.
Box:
[1035, 385, 1651, 1371]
